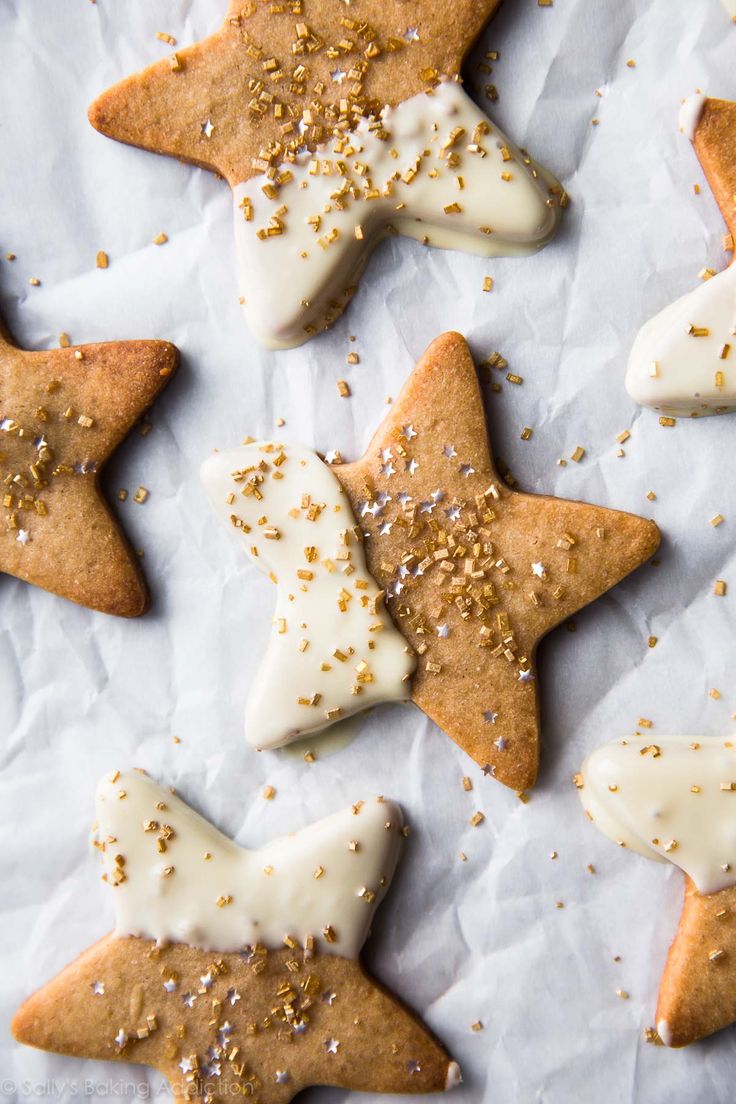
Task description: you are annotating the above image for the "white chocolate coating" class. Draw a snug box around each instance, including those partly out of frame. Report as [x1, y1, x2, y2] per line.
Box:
[201, 442, 415, 750]
[678, 92, 707, 141]
[233, 81, 561, 348]
[579, 735, 736, 894]
[95, 771, 403, 958]
[627, 92, 736, 418]
[625, 263, 736, 417]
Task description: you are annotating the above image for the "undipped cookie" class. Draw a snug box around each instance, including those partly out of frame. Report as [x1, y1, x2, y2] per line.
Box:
[12, 770, 460, 1102]
[626, 95, 736, 417]
[0, 316, 178, 616]
[579, 734, 736, 1047]
[203, 333, 660, 790]
[88, 0, 564, 348]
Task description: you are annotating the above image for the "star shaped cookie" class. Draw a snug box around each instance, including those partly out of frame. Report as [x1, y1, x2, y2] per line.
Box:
[13, 771, 459, 1103]
[333, 333, 660, 791]
[579, 735, 736, 1047]
[88, 0, 564, 347]
[626, 95, 736, 417]
[0, 317, 178, 616]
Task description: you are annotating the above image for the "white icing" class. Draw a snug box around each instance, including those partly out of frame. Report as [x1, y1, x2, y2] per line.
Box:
[678, 93, 707, 141]
[445, 1062, 463, 1090]
[626, 262, 736, 417]
[201, 442, 415, 750]
[580, 735, 736, 894]
[232, 81, 561, 348]
[657, 1019, 673, 1047]
[95, 771, 402, 958]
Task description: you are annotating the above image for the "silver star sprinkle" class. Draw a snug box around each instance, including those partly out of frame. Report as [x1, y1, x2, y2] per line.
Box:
[404, 26, 420, 42]
[322, 990, 337, 1006]
[437, 624, 450, 638]
[182, 992, 197, 1008]
[201, 118, 215, 138]
[200, 972, 213, 989]
[406, 458, 419, 475]
[407, 1059, 422, 1075]
[494, 736, 508, 751]
[114, 1030, 126, 1049]
[330, 67, 346, 83]
[444, 505, 461, 522]
[91, 981, 105, 996]
[442, 444, 457, 459]
[275, 1071, 290, 1085]
[163, 978, 177, 993]
[16, 530, 30, 545]
[531, 562, 546, 578]
[226, 987, 241, 1005]
[459, 463, 475, 477]
[324, 1037, 340, 1054]
[401, 424, 417, 440]
[518, 669, 535, 682]
[483, 710, 498, 724]
[179, 1057, 194, 1074]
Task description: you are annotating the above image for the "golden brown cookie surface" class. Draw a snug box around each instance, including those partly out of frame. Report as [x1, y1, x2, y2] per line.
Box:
[693, 97, 736, 243]
[657, 878, 736, 1048]
[335, 333, 660, 791]
[89, 0, 502, 187]
[0, 320, 178, 616]
[13, 936, 452, 1103]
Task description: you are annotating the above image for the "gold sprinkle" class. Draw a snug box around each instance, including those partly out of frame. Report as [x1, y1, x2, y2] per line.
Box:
[322, 925, 337, 943]
[462, 777, 473, 792]
[153, 232, 169, 246]
[470, 811, 485, 827]
[471, 1021, 484, 1032]
[570, 446, 585, 463]
[262, 785, 276, 800]
[346, 352, 359, 365]
[710, 514, 725, 528]
[59, 332, 71, 348]
[616, 989, 629, 1000]
[714, 580, 727, 596]
[133, 486, 149, 504]
[156, 31, 176, 44]
[483, 276, 494, 292]
[709, 948, 726, 962]
[96, 251, 109, 269]
[710, 688, 722, 700]
[29, 276, 41, 287]
[520, 427, 533, 441]
[659, 416, 676, 427]
[336, 380, 351, 398]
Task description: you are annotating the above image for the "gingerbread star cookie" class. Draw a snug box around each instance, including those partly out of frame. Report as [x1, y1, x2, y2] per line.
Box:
[579, 734, 736, 1047]
[88, 0, 564, 349]
[0, 317, 178, 616]
[202, 333, 659, 790]
[626, 95, 736, 417]
[13, 771, 460, 1102]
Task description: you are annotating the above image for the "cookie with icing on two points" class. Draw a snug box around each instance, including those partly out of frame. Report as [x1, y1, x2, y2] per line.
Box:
[87, 0, 565, 348]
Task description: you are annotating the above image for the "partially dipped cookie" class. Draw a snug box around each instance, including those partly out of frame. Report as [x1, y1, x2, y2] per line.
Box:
[88, 0, 564, 349]
[578, 735, 736, 1047]
[203, 333, 660, 790]
[13, 770, 459, 1102]
[626, 95, 736, 418]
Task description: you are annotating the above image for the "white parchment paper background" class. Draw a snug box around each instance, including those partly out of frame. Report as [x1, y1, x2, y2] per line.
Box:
[2, 0, 736, 1101]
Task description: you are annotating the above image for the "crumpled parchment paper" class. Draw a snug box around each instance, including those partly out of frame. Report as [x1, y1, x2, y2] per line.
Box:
[2, 1, 736, 1101]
